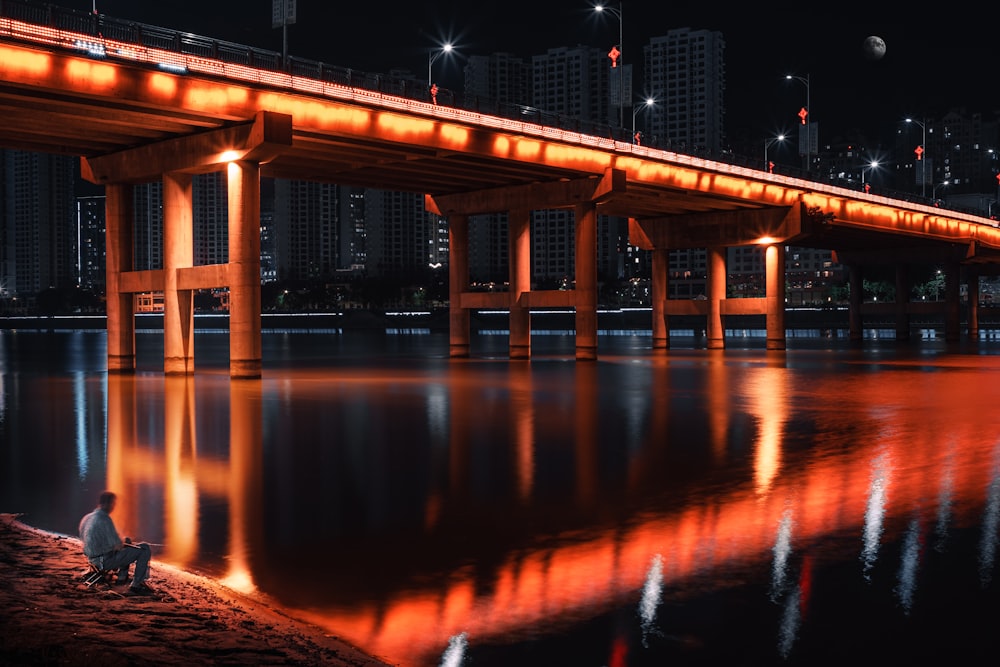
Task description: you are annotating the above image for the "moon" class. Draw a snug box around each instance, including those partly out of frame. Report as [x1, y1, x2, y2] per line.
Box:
[863, 35, 886, 61]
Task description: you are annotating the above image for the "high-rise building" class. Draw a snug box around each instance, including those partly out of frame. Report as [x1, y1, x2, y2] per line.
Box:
[77, 195, 106, 294]
[363, 189, 446, 280]
[0, 149, 77, 300]
[643, 28, 726, 154]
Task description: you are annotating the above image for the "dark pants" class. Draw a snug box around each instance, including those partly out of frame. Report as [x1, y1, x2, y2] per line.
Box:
[97, 543, 151, 585]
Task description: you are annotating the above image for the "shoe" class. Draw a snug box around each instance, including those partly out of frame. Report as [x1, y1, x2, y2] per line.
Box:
[117, 576, 132, 587]
[128, 584, 155, 596]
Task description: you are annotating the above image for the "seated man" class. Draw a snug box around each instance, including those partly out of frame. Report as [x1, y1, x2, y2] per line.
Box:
[79, 490, 154, 595]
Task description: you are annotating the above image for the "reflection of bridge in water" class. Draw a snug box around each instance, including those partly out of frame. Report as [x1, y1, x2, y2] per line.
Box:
[4, 2, 1000, 377]
[100, 354, 1000, 664]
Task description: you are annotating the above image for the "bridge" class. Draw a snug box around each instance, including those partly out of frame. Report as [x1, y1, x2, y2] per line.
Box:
[3, 1, 1000, 377]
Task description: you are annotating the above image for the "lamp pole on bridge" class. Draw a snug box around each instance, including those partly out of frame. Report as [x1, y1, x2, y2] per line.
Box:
[764, 134, 786, 172]
[595, 3, 625, 130]
[428, 43, 454, 87]
[632, 97, 654, 143]
[862, 159, 880, 189]
[785, 74, 811, 173]
[905, 118, 928, 197]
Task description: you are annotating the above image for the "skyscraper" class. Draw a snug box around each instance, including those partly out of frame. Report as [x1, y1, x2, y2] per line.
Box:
[0, 149, 76, 300]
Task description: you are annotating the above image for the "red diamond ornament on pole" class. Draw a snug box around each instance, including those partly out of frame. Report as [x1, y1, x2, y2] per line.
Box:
[798, 107, 808, 125]
[608, 45, 620, 68]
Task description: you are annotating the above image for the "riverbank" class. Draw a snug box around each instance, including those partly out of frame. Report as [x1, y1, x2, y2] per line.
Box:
[0, 514, 390, 666]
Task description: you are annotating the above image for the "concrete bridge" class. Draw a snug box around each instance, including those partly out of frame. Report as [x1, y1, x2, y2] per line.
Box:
[3, 3, 1000, 377]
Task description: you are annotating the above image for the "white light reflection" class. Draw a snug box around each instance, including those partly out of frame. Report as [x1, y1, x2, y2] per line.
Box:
[978, 442, 1000, 587]
[73, 372, 89, 479]
[895, 517, 921, 614]
[934, 445, 955, 553]
[777, 582, 801, 659]
[770, 507, 794, 601]
[439, 632, 468, 667]
[639, 553, 664, 647]
[861, 451, 890, 580]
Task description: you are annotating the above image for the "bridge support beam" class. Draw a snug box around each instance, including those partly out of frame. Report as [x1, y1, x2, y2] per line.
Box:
[448, 214, 471, 358]
[105, 184, 136, 373]
[765, 244, 786, 350]
[706, 247, 726, 349]
[227, 161, 262, 379]
[651, 248, 669, 349]
[509, 209, 532, 360]
[163, 172, 195, 376]
[895, 265, 911, 342]
[575, 203, 598, 361]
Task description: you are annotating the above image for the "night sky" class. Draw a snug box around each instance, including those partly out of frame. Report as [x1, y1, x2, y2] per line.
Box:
[63, 1, 1000, 151]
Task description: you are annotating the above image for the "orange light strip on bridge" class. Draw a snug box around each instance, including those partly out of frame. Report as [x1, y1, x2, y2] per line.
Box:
[4, 15, 1000, 247]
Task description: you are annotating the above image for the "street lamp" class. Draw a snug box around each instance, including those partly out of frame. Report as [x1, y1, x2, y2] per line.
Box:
[595, 3, 624, 129]
[428, 43, 453, 86]
[632, 96, 654, 142]
[764, 134, 786, 171]
[933, 179, 950, 201]
[785, 73, 811, 172]
[905, 118, 927, 197]
[862, 159, 880, 185]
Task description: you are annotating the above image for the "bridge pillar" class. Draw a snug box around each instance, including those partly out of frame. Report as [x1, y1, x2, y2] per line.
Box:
[848, 265, 863, 341]
[651, 248, 669, 349]
[706, 246, 726, 349]
[163, 172, 195, 375]
[448, 214, 471, 357]
[227, 161, 262, 379]
[765, 244, 786, 350]
[509, 208, 531, 359]
[895, 265, 911, 342]
[944, 261, 961, 342]
[575, 203, 598, 361]
[105, 184, 136, 373]
[968, 271, 980, 340]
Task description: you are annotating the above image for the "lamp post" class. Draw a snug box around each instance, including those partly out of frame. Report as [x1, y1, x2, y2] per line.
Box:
[785, 74, 811, 172]
[862, 159, 879, 185]
[764, 134, 786, 171]
[595, 3, 624, 129]
[933, 179, 950, 201]
[632, 97, 654, 142]
[905, 118, 927, 197]
[428, 43, 453, 86]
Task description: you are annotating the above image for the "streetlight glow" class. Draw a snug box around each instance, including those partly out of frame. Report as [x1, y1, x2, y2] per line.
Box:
[764, 133, 786, 171]
[594, 2, 625, 129]
[862, 159, 880, 185]
[632, 96, 654, 142]
[428, 42, 453, 86]
[785, 73, 811, 172]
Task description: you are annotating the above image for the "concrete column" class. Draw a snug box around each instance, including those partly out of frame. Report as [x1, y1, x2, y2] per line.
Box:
[894, 265, 911, 341]
[968, 271, 980, 340]
[105, 184, 135, 373]
[849, 264, 863, 342]
[944, 261, 961, 342]
[162, 172, 194, 375]
[227, 161, 262, 379]
[651, 248, 669, 349]
[574, 203, 598, 361]
[509, 208, 532, 359]
[448, 214, 470, 357]
[706, 246, 726, 349]
[765, 244, 786, 350]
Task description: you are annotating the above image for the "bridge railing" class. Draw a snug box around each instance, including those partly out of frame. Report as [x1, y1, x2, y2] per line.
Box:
[0, 0, 993, 221]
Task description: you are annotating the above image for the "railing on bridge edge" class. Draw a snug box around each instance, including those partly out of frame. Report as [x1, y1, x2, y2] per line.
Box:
[0, 0, 993, 223]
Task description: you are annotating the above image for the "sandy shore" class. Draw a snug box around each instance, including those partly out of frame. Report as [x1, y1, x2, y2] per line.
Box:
[0, 514, 392, 666]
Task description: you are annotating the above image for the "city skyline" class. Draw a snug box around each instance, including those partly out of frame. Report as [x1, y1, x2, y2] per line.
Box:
[64, 1, 1000, 146]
